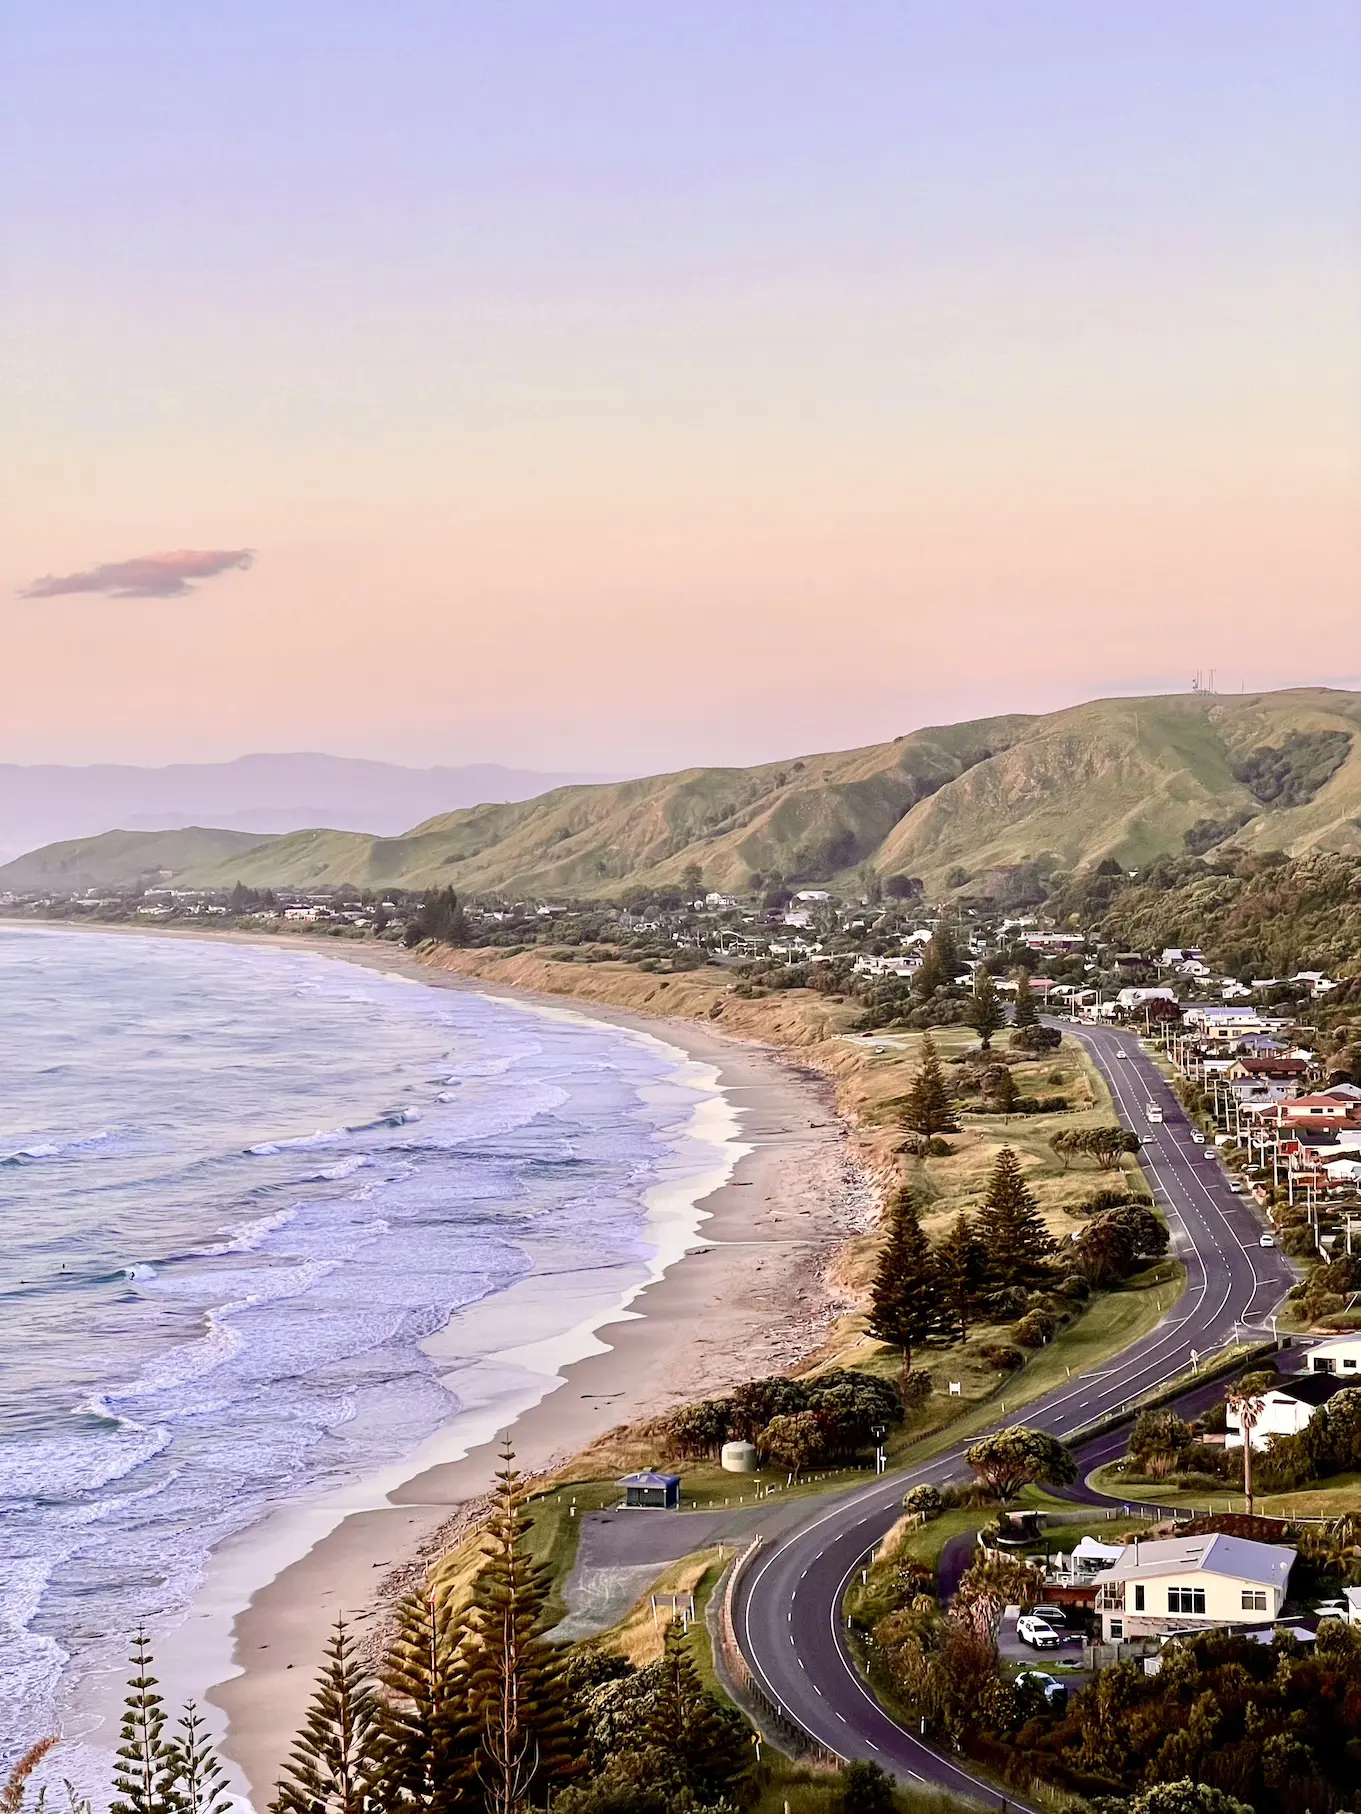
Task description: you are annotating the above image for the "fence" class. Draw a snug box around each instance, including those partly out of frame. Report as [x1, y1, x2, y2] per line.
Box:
[709, 1538, 842, 1771]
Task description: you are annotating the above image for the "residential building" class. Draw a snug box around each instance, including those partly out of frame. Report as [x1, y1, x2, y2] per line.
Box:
[1226, 1373, 1345, 1450]
[1094, 1533, 1295, 1641]
[1306, 1334, 1361, 1377]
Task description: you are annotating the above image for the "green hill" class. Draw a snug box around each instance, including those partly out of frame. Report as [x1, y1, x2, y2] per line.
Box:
[10, 689, 1361, 899]
[0, 826, 270, 895]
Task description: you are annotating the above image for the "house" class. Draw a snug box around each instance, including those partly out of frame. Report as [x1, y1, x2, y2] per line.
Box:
[1306, 1334, 1361, 1377]
[1117, 987, 1178, 1010]
[1280, 1093, 1357, 1122]
[619, 1471, 681, 1509]
[1227, 1373, 1345, 1450]
[1094, 1533, 1295, 1641]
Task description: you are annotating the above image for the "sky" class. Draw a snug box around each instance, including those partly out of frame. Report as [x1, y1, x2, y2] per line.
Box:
[3, 3, 1359, 774]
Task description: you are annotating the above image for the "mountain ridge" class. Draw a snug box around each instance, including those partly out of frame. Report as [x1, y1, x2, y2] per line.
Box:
[7, 689, 1361, 898]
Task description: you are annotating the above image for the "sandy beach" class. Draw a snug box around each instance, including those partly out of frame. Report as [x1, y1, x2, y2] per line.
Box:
[163, 939, 872, 1805]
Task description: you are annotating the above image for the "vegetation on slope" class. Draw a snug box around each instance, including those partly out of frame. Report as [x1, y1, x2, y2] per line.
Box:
[11, 688, 1361, 900]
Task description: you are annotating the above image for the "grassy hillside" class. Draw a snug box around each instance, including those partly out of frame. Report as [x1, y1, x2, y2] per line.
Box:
[0, 826, 269, 894]
[11, 688, 1361, 898]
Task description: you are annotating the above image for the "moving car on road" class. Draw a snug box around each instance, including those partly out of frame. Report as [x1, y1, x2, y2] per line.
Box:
[1146, 1103, 1163, 1123]
[1115, 1049, 1127, 1059]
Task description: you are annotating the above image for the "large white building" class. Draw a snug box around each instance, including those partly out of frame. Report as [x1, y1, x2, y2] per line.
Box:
[1094, 1533, 1294, 1642]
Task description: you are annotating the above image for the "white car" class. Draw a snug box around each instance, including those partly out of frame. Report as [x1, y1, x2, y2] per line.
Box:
[1017, 1615, 1061, 1649]
[1228, 1179, 1247, 1194]
[1015, 1669, 1068, 1708]
[1189, 1131, 1206, 1144]
[1260, 1234, 1276, 1248]
[1115, 1049, 1127, 1059]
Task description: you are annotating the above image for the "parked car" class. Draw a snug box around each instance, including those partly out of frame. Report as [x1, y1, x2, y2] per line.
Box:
[1228, 1179, 1247, 1194]
[1189, 1130, 1206, 1143]
[1260, 1233, 1276, 1247]
[1017, 1615, 1061, 1649]
[1015, 1669, 1068, 1709]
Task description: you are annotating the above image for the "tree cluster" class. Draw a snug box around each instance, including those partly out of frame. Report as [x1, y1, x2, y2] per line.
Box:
[1071, 1201, 1169, 1287]
[403, 887, 471, 948]
[1257, 1385, 1361, 1494]
[1033, 1624, 1361, 1814]
[660, 1369, 903, 1473]
[1049, 1126, 1141, 1172]
[87, 1447, 752, 1814]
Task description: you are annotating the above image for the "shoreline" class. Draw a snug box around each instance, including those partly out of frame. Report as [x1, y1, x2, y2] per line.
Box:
[6, 925, 870, 1805]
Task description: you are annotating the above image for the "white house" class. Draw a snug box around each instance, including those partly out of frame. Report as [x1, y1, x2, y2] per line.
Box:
[1226, 1373, 1344, 1450]
[1095, 1534, 1295, 1641]
[1306, 1334, 1361, 1378]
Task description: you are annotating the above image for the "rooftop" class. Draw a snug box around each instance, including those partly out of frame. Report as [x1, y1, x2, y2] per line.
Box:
[1098, 1533, 1295, 1588]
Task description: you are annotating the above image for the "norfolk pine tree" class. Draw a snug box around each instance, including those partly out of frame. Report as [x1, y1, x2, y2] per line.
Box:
[1011, 971, 1039, 1031]
[974, 1147, 1055, 1297]
[465, 1441, 574, 1814]
[645, 1621, 750, 1802]
[271, 1617, 384, 1814]
[966, 970, 1005, 1050]
[377, 1589, 476, 1813]
[166, 1705, 230, 1814]
[111, 1630, 177, 1814]
[937, 1213, 988, 1341]
[901, 1036, 957, 1138]
[867, 1188, 952, 1391]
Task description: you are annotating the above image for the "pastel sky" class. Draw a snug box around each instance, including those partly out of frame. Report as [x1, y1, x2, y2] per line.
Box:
[3, 3, 1359, 772]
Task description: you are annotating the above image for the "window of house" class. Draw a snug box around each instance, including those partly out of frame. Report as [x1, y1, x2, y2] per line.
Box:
[1167, 1587, 1206, 1614]
[1344, 1358, 1357, 1370]
[1109, 1620, 1124, 1640]
[1134, 1585, 1145, 1611]
[1242, 1590, 1267, 1612]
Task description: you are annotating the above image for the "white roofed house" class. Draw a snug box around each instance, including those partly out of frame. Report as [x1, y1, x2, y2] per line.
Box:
[1094, 1533, 1295, 1642]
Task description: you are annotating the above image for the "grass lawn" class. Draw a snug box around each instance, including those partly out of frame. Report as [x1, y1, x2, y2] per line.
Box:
[1087, 1461, 1361, 1521]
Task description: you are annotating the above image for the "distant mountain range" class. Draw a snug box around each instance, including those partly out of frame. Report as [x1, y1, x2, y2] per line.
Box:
[6, 690, 1361, 899]
[0, 754, 621, 867]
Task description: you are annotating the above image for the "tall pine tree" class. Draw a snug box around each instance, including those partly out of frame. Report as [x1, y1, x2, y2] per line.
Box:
[867, 1188, 952, 1390]
[901, 1036, 957, 1137]
[376, 1591, 475, 1814]
[466, 1442, 574, 1814]
[166, 1704, 230, 1814]
[111, 1630, 178, 1814]
[966, 971, 1005, 1050]
[974, 1147, 1055, 1298]
[936, 1213, 988, 1342]
[1011, 971, 1039, 1032]
[271, 1618, 384, 1814]
[644, 1622, 750, 1803]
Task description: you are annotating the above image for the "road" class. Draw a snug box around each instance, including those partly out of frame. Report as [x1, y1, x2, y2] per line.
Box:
[733, 1023, 1295, 1805]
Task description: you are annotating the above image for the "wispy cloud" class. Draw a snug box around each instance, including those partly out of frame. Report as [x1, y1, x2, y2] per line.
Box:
[22, 549, 255, 600]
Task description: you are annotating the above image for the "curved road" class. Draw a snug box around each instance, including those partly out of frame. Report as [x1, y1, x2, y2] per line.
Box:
[734, 1022, 1295, 1804]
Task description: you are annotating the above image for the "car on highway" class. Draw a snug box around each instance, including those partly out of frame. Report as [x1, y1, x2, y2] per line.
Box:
[1189, 1130, 1206, 1143]
[1016, 1614, 1062, 1649]
[1260, 1233, 1276, 1247]
[1115, 1049, 1127, 1059]
[1146, 1104, 1163, 1123]
[1015, 1669, 1068, 1708]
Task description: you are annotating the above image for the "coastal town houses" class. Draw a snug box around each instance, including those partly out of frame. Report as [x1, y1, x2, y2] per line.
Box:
[1094, 1533, 1295, 1643]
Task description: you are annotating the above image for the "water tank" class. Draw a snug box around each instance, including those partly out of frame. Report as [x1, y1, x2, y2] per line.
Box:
[721, 1440, 758, 1474]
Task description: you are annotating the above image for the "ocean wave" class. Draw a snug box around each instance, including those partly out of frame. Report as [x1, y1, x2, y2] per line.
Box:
[119, 1263, 158, 1282]
[0, 1128, 122, 1165]
[246, 1126, 351, 1155]
[311, 1154, 373, 1181]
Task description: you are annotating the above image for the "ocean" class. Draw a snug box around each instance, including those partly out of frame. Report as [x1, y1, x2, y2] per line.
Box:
[0, 926, 733, 1783]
